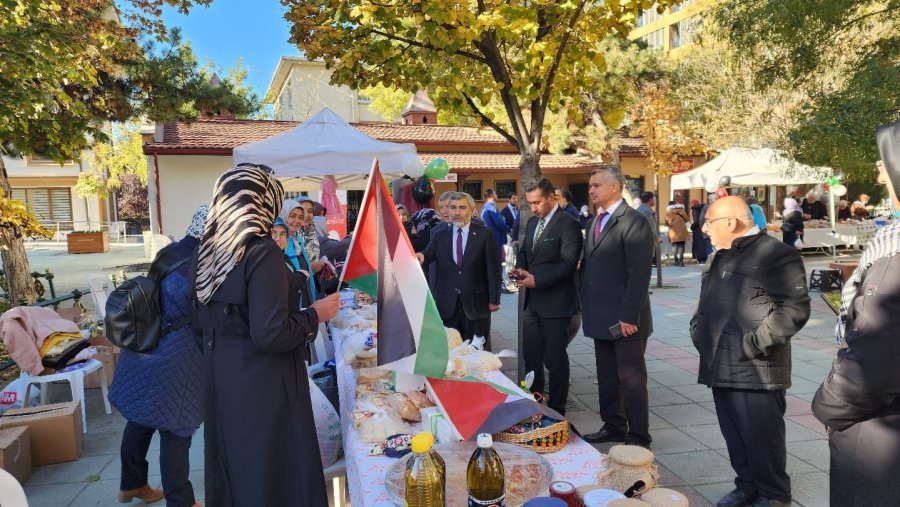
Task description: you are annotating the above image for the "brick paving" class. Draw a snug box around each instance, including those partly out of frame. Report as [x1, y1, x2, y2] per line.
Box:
[18, 246, 848, 506]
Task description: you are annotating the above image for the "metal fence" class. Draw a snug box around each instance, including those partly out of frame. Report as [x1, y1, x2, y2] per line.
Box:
[33, 220, 139, 244]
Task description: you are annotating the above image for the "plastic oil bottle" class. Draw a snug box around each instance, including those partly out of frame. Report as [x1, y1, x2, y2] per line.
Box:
[405, 432, 446, 507]
[466, 433, 505, 506]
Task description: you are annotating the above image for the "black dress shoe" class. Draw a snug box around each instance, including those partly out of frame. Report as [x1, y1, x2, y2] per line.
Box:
[717, 489, 757, 507]
[582, 427, 627, 444]
[751, 498, 790, 507]
[625, 436, 652, 450]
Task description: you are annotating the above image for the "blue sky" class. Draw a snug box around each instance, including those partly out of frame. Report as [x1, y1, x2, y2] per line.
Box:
[161, 0, 299, 99]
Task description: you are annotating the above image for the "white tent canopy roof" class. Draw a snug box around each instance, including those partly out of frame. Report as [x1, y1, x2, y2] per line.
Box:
[671, 148, 833, 193]
[232, 107, 424, 190]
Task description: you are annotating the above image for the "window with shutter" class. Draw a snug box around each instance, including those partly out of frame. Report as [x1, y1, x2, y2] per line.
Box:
[50, 189, 72, 221]
[28, 189, 51, 221]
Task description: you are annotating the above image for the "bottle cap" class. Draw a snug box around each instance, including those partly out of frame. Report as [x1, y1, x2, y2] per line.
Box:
[410, 432, 435, 453]
[476, 433, 493, 448]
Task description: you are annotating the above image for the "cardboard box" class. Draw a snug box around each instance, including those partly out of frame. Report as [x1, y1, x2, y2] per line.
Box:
[0, 401, 83, 466]
[84, 345, 118, 389]
[0, 427, 31, 484]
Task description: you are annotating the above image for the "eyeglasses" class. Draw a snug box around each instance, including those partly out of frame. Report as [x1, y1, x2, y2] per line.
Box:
[702, 216, 733, 229]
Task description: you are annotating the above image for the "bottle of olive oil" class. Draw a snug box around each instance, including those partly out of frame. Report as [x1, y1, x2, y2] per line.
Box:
[405, 432, 446, 507]
[466, 433, 505, 507]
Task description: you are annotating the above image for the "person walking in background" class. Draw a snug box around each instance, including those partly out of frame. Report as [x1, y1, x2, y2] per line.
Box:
[555, 188, 579, 217]
[690, 199, 708, 264]
[637, 191, 662, 265]
[691, 196, 810, 507]
[745, 196, 768, 230]
[500, 193, 521, 293]
[110, 206, 208, 507]
[812, 122, 900, 506]
[780, 198, 804, 248]
[480, 188, 512, 260]
[579, 205, 593, 230]
[512, 178, 583, 416]
[579, 166, 656, 449]
[417, 192, 501, 349]
[665, 200, 690, 267]
[193, 163, 340, 506]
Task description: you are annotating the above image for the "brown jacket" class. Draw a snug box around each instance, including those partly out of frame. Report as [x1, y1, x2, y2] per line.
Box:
[666, 206, 690, 243]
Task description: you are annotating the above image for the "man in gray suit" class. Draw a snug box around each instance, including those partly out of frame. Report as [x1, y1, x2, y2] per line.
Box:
[580, 165, 656, 448]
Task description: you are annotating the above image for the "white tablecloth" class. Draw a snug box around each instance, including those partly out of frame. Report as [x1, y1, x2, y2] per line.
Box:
[767, 223, 877, 249]
[331, 322, 607, 507]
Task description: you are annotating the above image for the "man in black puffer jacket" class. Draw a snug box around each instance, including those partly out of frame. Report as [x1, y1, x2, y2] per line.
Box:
[690, 196, 810, 507]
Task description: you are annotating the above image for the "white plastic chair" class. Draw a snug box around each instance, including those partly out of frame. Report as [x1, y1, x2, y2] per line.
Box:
[323, 457, 347, 507]
[0, 468, 28, 507]
[86, 273, 115, 320]
[19, 358, 112, 433]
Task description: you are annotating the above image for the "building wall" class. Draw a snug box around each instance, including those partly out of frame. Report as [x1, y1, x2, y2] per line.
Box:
[272, 61, 387, 123]
[149, 154, 231, 237]
[3, 154, 104, 229]
[628, 0, 713, 54]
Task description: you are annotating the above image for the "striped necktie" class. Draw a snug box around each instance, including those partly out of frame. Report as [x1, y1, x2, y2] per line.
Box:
[533, 218, 546, 252]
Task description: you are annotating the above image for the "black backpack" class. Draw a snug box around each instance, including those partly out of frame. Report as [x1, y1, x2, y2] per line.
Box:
[104, 245, 192, 352]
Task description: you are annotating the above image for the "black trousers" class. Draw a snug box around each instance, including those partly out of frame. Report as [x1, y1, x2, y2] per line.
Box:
[523, 311, 571, 415]
[594, 337, 650, 443]
[121, 421, 196, 507]
[672, 241, 685, 264]
[443, 297, 492, 351]
[712, 388, 791, 503]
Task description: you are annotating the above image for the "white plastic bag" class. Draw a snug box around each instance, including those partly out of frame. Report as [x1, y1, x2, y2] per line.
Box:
[308, 375, 342, 468]
[794, 237, 804, 249]
[0, 379, 39, 414]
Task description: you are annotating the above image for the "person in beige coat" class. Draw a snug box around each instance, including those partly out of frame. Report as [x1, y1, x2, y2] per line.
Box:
[665, 201, 690, 266]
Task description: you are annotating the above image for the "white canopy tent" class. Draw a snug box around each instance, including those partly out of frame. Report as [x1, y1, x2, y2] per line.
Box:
[671, 148, 832, 193]
[232, 107, 424, 191]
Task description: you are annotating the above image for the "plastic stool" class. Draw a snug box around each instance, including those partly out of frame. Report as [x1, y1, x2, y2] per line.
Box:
[19, 358, 112, 433]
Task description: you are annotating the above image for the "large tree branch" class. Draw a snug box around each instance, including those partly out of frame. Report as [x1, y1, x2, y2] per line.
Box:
[474, 36, 530, 146]
[369, 28, 487, 63]
[461, 92, 520, 148]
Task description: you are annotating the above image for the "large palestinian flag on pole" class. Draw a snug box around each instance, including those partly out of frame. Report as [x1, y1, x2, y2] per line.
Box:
[341, 160, 448, 378]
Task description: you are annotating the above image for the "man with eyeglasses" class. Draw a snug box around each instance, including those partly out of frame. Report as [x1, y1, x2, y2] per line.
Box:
[691, 196, 810, 507]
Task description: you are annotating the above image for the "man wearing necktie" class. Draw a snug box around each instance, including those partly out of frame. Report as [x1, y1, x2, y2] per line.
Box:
[418, 192, 502, 350]
[579, 165, 656, 448]
[511, 178, 583, 415]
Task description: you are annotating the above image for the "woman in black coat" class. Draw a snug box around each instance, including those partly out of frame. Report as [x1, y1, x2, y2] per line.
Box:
[193, 163, 340, 506]
[689, 200, 707, 264]
[812, 123, 900, 506]
[780, 197, 804, 247]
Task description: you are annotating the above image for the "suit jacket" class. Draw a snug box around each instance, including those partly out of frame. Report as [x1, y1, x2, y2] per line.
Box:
[580, 199, 655, 341]
[516, 210, 583, 319]
[501, 205, 521, 242]
[421, 222, 501, 321]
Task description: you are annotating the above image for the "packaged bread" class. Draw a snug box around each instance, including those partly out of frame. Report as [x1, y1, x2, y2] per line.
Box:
[445, 327, 463, 348]
[387, 392, 422, 422]
[354, 349, 378, 369]
[357, 367, 391, 385]
[405, 390, 435, 409]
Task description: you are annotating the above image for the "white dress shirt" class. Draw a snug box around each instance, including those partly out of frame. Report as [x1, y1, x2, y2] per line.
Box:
[451, 223, 470, 264]
[596, 199, 624, 235]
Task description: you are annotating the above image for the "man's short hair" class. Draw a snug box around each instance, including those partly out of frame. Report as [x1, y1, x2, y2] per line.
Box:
[590, 165, 626, 189]
[745, 196, 759, 206]
[438, 190, 454, 203]
[640, 191, 655, 203]
[450, 192, 475, 208]
[508, 192, 517, 200]
[561, 189, 573, 202]
[483, 188, 495, 199]
[523, 178, 555, 198]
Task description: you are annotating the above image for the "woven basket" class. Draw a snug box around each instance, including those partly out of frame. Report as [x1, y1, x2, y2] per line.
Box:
[640, 488, 689, 507]
[493, 419, 569, 453]
[596, 445, 659, 494]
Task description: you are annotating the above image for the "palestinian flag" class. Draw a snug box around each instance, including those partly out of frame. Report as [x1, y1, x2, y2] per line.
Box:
[341, 160, 448, 378]
[427, 377, 565, 441]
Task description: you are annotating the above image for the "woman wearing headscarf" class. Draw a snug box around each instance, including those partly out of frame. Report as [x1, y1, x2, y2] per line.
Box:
[280, 199, 318, 305]
[110, 205, 208, 507]
[410, 208, 442, 253]
[298, 197, 322, 261]
[396, 203, 413, 236]
[272, 217, 312, 309]
[578, 205, 593, 230]
[812, 122, 900, 506]
[781, 197, 804, 247]
[193, 164, 340, 506]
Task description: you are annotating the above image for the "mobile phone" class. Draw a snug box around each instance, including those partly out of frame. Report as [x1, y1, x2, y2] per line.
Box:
[609, 323, 624, 339]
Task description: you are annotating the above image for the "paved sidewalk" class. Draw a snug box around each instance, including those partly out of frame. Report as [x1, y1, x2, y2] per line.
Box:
[20, 253, 847, 506]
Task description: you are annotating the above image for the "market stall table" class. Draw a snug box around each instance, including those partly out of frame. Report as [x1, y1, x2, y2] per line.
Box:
[329, 315, 607, 507]
[766, 222, 877, 251]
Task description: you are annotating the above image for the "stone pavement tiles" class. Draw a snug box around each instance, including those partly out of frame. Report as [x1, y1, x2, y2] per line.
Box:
[21, 255, 846, 506]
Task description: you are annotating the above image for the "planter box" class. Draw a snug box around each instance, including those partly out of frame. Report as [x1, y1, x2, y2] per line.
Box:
[67, 231, 109, 254]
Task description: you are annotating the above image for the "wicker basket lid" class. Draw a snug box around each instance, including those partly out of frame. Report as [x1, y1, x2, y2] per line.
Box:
[640, 488, 689, 507]
[608, 499, 650, 506]
[608, 445, 655, 467]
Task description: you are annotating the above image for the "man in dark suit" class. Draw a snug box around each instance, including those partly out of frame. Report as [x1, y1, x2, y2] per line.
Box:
[418, 192, 501, 350]
[500, 193, 521, 242]
[511, 178, 583, 415]
[580, 165, 656, 448]
[500, 193, 521, 294]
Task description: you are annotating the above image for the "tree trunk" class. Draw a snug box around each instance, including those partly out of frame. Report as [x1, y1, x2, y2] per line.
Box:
[516, 148, 541, 383]
[0, 158, 37, 305]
